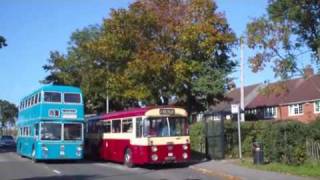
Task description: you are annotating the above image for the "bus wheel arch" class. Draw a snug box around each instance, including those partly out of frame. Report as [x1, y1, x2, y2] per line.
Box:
[124, 147, 134, 168]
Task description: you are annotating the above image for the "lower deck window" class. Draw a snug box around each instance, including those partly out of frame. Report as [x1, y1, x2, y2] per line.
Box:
[122, 119, 132, 133]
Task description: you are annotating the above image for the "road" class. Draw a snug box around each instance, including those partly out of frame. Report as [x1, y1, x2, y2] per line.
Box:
[0, 147, 221, 180]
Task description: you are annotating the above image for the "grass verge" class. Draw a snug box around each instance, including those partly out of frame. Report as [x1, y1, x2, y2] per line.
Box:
[238, 158, 320, 178]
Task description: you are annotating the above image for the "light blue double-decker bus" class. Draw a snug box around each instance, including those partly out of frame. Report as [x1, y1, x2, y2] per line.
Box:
[16, 85, 84, 161]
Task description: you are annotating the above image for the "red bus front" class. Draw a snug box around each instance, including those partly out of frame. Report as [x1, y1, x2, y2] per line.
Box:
[130, 116, 190, 165]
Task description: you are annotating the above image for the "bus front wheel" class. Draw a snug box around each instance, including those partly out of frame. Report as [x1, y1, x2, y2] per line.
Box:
[124, 148, 133, 168]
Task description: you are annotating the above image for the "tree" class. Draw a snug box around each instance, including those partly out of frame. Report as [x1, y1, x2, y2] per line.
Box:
[246, 0, 320, 79]
[42, 25, 107, 112]
[0, 35, 7, 48]
[0, 100, 18, 134]
[43, 0, 237, 114]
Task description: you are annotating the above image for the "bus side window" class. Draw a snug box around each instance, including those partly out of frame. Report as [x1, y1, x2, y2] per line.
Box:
[34, 124, 39, 137]
[112, 120, 120, 133]
[35, 94, 38, 104]
[103, 121, 111, 133]
[122, 119, 132, 133]
[136, 117, 142, 138]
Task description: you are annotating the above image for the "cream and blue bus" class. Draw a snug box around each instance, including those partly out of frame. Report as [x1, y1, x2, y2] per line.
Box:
[16, 85, 84, 161]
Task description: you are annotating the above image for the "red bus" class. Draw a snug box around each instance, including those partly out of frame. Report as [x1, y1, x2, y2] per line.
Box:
[85, 107, 190, 167]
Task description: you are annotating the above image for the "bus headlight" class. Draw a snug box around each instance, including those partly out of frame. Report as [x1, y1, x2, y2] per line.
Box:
[60, 145, 65, 156]
[182, 144, 188, 150]
[77, 146, 82, 151]
[151, 154, 158, 161]
[182, 152, 188, 159]
[41, 145, 48, 151]
[151, 146, 158, 152]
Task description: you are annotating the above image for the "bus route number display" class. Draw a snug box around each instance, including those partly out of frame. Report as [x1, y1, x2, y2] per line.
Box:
[159, 108, 175, 115]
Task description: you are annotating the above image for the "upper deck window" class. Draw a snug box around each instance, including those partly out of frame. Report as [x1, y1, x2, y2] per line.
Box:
[44, 92, 61, 103]
[38, 92, 41, 103]
[34, 94, 38, 104]
[64, 93, 81, 103]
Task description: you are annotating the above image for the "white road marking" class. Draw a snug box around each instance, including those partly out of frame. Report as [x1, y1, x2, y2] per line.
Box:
[52, 169, 62, 175]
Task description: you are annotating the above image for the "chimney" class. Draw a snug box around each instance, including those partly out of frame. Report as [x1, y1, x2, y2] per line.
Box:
[303, 65, 314, 79]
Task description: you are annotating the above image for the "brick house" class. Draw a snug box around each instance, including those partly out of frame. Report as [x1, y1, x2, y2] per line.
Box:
[210, 68, 320, 123]
[207, 84, 261, 121]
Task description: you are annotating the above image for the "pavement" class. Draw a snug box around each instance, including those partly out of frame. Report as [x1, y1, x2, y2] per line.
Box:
[189, 159, 316, 180]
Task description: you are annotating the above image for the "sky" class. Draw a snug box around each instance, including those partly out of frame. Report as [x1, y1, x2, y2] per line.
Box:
[0, 0, 270, 105]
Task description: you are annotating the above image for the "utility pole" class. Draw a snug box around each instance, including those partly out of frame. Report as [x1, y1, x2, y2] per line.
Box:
[106, 95, 109, 114]
[240, 37, 245, 122]
[0, 106, 2, 136]
[106, 61, 110, 114]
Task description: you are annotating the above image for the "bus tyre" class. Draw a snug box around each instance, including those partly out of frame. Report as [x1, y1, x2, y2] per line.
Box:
[124, 148, 133, 168]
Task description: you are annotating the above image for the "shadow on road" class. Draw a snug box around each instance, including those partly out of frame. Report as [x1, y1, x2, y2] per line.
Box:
[13, 175, 102, 180]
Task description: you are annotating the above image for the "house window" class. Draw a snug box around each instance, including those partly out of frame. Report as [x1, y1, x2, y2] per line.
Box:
[264, 107, 277, 118]
[246, 109, 257, 115]
[289, 104, 303, 116]
[315, 101, 320, 113]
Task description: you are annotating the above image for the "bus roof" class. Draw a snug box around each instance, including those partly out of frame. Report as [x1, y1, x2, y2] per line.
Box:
[87, 107, 151, 121]
[20, 85, 81, 101]
[86, 106, 187, 121]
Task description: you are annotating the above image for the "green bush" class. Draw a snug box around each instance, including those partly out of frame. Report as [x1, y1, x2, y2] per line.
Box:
[308, 119, 320, 141]
[190, 118, 320, 165]
[189, 122, 205, 153]
[223, 120, 317, 165]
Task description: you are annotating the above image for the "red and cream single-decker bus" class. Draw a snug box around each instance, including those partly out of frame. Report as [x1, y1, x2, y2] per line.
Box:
[85, 107, 190, 167]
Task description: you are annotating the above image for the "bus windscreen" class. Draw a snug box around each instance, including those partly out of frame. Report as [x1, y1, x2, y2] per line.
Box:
[64, 123, 82, 140]
[143, 117, 188, 137]
[41, 123, 62, 140]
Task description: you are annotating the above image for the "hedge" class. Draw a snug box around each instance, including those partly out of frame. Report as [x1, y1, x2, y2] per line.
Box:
[190, 118, 320, 165]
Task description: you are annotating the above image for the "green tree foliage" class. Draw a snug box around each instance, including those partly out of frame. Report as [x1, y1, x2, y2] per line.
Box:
[0, 35, 7, 48]
[0, 100, 18, 128]
[246, 0, 320, 79]
[43, 0, 236, 113]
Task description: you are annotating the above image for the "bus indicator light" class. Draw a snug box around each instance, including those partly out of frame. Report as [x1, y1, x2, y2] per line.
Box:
[183, 144, 188, 150]
[151, 146, 158, 152]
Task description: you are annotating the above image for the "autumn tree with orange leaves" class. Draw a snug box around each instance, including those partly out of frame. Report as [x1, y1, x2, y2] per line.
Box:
[43, 0, 236, 114]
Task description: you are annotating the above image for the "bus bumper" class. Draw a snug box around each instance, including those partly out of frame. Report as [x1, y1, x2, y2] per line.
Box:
[36, 143, 83, 160]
